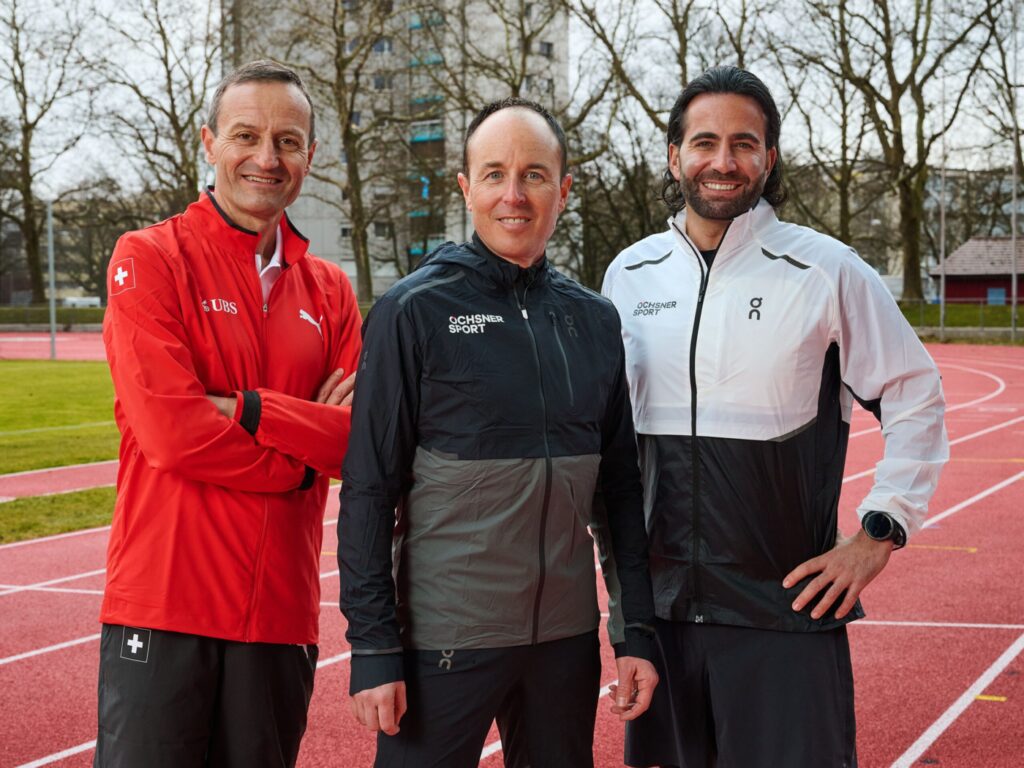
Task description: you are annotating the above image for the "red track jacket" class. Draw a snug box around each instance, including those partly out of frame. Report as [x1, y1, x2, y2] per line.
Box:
[101, 191, 361, 644]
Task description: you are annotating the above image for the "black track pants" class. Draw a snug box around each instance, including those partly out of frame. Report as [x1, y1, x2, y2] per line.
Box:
[625, 620, 856, 768]
[94, 624, 317, 768]
[374, 630, 601, 768]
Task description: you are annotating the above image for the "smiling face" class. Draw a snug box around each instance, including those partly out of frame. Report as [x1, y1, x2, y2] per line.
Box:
[457, 107, 572, 268]
[670, 92, 776, 247]
[200, 80, 316, 233]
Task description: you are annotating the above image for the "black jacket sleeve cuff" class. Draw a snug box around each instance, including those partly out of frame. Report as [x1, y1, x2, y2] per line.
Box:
[298, 465, 316, 490]
[238, 390, 261, 435]
[617, 624, 656, 662]
[349, 652, 405, 695]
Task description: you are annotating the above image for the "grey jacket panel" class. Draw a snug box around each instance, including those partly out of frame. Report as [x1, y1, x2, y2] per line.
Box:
[395, 447, 601, 649]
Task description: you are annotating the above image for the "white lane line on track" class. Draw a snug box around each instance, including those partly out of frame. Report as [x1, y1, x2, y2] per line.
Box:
[477, 680, 618, 762]
[923, 469, 1024, 529]
[0, 568, 106, 598]
[858, 620, 1024, 630]
[0, 421, 115, 437]
[16, 740, 96, 768]
[0, 525, 111, 551]
[0, 633, 100, 667]
[850, 363, 1007, 439]
[0, 584, 103, 595]
[843, 414, 1024, 484]
[890, 631, 1024, 768]
[0, 484, 116, 505]
[317, 650, 353, 668]
[0, 459, 118, 480]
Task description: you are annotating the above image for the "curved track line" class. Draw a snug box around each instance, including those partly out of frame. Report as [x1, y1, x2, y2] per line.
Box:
[16, 740, 96, 768]
[0, 525, 111, 551]
[890, 631, 1024, 768]
[843, 414, 1024, 484]
[922, 469, 1024, 529]
[0, 633, 100, 667]
[0, 568, 105, 598]
[849, 363, 1006, 439]
[857, 620, 1024, 630]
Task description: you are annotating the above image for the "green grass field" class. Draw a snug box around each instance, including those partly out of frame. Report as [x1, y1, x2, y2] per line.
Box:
[0, 360, 120, 475]
[0, 361, 119, 543]
[0, 487, 116, 544]
[899, 302, 1017, 328]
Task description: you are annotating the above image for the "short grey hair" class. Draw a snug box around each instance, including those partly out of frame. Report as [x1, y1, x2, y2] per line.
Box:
[207, 59, 316, 141]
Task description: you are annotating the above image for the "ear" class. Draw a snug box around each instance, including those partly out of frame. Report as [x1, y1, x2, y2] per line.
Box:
[457, 172, 472, 210]
[200, 125, 216, 165]
[558, 174, 573, 212]
[765, 145, 777, 178]
[305, 138, 318, 175]
[668, 144, 682, 182]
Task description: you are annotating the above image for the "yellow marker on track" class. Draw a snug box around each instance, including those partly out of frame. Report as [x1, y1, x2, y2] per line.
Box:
[975, 695, 1007, 702]
[908, 544, 979, 554]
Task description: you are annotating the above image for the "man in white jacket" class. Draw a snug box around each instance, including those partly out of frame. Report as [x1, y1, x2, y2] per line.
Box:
[602, 65, 948, 768]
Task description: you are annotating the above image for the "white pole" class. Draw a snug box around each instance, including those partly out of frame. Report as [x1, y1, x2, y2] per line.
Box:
[939, 0, 947, 342]
[1012, 0, 1019, 343]
[47, 199, 56, 360]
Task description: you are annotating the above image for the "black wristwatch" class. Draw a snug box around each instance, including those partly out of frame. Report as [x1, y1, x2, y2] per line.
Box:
[861, 511, 907, 549]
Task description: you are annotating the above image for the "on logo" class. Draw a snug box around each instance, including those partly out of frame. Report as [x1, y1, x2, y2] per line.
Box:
[564, 314, 578, 337]
[748, 297, 763, 320]
[438, 649, 455, 670]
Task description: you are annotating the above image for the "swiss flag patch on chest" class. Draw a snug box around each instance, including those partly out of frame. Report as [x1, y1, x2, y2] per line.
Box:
[109, 259, 136, 295]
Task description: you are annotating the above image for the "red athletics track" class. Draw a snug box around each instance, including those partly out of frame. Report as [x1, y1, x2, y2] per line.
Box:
[0, 344, 1021, 767]
[0, 333, 106, 362]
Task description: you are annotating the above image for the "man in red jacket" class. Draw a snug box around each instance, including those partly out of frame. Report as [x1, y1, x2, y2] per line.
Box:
[96, 60, 362, 767]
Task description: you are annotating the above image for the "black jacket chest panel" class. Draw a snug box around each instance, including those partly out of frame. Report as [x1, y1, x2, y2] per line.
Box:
[401, 247, 618, 461]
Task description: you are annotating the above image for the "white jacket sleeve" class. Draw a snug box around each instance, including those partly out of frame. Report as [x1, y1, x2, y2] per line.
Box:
[834, 251, 949, 536]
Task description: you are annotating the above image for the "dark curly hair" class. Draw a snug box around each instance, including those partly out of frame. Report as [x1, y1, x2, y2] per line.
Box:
[661, 65, 787, 214]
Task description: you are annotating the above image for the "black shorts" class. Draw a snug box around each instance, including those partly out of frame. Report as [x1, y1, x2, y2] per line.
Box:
[374, 630, 601, 768]
[625, 620, 856, 768]
[94, 624, 318, 768]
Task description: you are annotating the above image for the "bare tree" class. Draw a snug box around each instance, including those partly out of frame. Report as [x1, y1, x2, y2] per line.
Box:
[785, 0, 998, 300]
[0, 0, 93, 303]
[96, 0, 220, 222]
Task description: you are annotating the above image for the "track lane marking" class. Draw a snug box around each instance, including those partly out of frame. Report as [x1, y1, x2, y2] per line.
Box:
[922, 469, 1024, 529]
[843, 414, 1024, 484]
[891, 631, 1024, 768]
[0, 421, 116, 437]
[0, 584, 103, 595]
[0, 568, 106, 597]
[850, 363, 1007, 438]
[0, 525, 112, 551]
[15, 740, 96, 767]
[477, 680, 618, 762]
[0, 633, 100, 667]
[857, 620, 1024, 630]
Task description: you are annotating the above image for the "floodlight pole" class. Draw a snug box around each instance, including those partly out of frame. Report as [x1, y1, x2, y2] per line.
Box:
[939, 0, 947, 342]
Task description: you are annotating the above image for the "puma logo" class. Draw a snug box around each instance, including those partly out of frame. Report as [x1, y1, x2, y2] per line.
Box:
[299, 309, 323, 338]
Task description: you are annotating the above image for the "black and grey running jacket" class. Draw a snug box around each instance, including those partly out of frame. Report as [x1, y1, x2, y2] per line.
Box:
[602, 201, 948, 633]
[340, 235, 656, 693]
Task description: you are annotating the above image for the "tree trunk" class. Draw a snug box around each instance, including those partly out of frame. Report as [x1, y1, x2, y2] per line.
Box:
[21, 196, 44, 304]
[897, 172, 925, 301]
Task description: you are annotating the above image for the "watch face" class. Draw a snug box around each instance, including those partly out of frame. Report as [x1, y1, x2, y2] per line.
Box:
[864, 512, 895, 541]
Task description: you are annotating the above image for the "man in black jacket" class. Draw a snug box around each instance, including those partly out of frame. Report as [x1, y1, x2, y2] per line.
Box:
[338, 98, 658, 767]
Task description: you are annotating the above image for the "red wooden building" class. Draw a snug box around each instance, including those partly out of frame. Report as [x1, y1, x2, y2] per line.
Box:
[930, 237, 1021, 304]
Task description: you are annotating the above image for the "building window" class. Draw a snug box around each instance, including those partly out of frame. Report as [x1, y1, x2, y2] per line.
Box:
[372, 36, 393, 54]
[526, 75, 553, 94]
[346, 36, 361, 53]
[374, 222, 393, 238]
[410, 119, 444, 143]
[538, 41, 553, 58]
[341, 227, 353, 238]
[525, 3, 533, 19]
[373, 74, 393, 91]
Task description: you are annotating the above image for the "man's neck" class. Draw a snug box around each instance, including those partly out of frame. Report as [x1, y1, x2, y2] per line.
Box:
[685, 212, 730, 252]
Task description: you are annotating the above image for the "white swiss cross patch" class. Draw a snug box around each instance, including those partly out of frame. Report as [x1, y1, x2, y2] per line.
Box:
[119, 626, 151, 663]
[109, 259, 136, 296]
